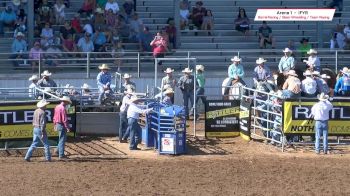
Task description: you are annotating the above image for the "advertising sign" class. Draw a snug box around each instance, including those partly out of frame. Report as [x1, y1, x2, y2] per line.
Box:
[239, 99, 252, 141]
[283, 100, 350, 135]
[205, 100, 240, 137]
[0, 101, 76, 140]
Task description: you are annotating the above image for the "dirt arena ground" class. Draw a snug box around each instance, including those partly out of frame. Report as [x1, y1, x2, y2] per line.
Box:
[1, 130, 350, 196]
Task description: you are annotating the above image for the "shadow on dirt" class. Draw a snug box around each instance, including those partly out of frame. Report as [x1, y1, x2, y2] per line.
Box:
[186, 136, 232, 155]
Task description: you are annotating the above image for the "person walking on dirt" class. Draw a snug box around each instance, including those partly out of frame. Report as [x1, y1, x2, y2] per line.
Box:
[119, 88, 134, 143]
[53, 96, 72, 160]
[24, 100, 52, 162]
[311, 93, 333, 154]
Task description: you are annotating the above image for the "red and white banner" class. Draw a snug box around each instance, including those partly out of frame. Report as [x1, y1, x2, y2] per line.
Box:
[254, 8, 335, 21]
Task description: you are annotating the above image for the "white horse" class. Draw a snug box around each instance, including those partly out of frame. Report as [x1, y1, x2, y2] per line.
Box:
[221, 77, 243, 100]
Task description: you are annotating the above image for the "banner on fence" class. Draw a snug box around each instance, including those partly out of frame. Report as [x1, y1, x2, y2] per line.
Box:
[239, 99, 252, 141]
[0, 101, 76, 140]
[205, 100, 240, 137]
[283, 99, 350, 135]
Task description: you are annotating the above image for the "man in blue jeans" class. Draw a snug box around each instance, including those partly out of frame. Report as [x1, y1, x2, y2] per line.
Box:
[178, 67, 194, 119]
[119, 88, 134, 142]
[311, 93, 333, 154]
[25, 99, 51, 162]
[53, 96, 72, 160]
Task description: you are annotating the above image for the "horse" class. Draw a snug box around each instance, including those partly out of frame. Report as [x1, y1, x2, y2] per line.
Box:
[221, 78, 243, 100]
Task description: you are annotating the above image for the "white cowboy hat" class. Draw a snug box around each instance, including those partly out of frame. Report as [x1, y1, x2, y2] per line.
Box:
[60, 96, 72, 104]
[282, 48, 293, 53]
[95, 7, 104, 14]
[340, 67, 349, 73]
[231, 56, 241, 62]
[36, 99, 50, 108]
[256, 57, 267, 64]
[303, 70, 312, 76]
[163, 84, 172, 91]
[125, 88, 134, 94]
[16, 32, 24, 37]
[81, 83, 90, 89]
[164, 88, 174, 94]
[196, 64, 205, 71]
[98, 63, 110, 70]
[41, 70, 52, 76]
[317, 93, 329, 101]
[312, 71, 320, 77]
[321, 74, 330, 79]
[28, 75, 39, 81]
[164, 67, 174, 73]
[123, 73, 132, 79]
[12, 0, 21, 6]
[307, 49, 318, 55]
[286, 70, 298, 77]
[182, 67, 193, 73]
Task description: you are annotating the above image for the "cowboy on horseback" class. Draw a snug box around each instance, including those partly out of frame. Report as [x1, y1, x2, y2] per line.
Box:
[253, 57, 274, 92]
[224, 56, 246, 95]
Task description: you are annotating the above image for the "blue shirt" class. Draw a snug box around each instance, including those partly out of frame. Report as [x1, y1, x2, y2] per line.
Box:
[93, 32, 107, 45]
[278, 56, 295, 73]
[228, 63, 244, 79]
[11, 39, 27, 53]
[96, 71, 112, 87]
[253, 65, 271, 81]
[127, 103, 151, 120]
[77, 37, 94, 52]
[335, 75, 350, 94]
[0, 10, 16, 23]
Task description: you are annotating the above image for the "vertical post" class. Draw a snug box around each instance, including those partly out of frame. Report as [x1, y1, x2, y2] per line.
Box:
[174, 0, 180, 49]
[86, 52, 90, 78]
[27, 0, 34, 47]
[137, 52, 140, 78]
[193, 59, 197, 137]
[187, 52, 190, 68]
[335, 50, 338, 73]
[4, 141, 8, 150]
[316, 0, 324, 48]
[38, 53, 41, 76]
[154, 58, 158, 91]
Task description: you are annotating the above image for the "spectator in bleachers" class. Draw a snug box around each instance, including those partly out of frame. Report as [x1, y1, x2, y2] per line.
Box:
[165, 18, 177, 49]
[138, 26, 153, 53]
[123, 0, 134, 21]
[97, 0, 107, 8]
[105, 8, 116, 27]
[15, 8, 26, 31]
[60, 21, 76, 42]
[278, 48, 295, 74]
[29, 41, 43, 72]
[83, 22, 94, 35]
[77, 32, 94, 53]
[116, 15, 130, 38]
[258, 21, 276, 49]
[9, 32, 27, 67]
[286, 39, 296, 51]
[40, 22, 54, 47]
[298, 38, 311, 59]
[150, 32, 168, 65]
[92, 26, 107, 52]
[201, 9, 213, 36]
[343, 22, 350, 40]
[37, 0, 53, 24]
[94, 8, 106, 27]
[328, 0, 343, 17]
[105, 0, 119, 14]
[303, 49, 321, 72]
[71, 13, 83, 33]
[330, 24, 345, 50]
[0, 5, 17, 35]
[179, 0, 190, 30]
[11, 0, 22, 12]
[111, 41, 125, 72]
[37, 70, 57, 88]
[301, 70, 317, 97]
[129, 13, 143, 42]
[62, 34, 77, 57]
[44, 45, 63, 67]
[281, 70, 301, 99]
[234, 8, 250, 36]
[64, 0, 70, 8]
[78, 0, 95, 17]
[28, 75, 39, 98]
[191, 1, 206, 34]
[54, 0, 66, 25]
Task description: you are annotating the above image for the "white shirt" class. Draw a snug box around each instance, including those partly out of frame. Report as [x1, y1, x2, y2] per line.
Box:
[180, 9, 189, 20]
[120, 94, 131, 112]
[83, 24, 93, 34]
[127, 103, 151, 120]
[105, 2, 120, 14]
[302, 77, 317, 95]
[306, 56, 320, 68]
[29, 83, 37, 98]
[311, 100, 333, 121]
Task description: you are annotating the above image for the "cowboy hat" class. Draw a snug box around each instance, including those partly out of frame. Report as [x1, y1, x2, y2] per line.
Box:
[81, 83, 90, 89]
[282, 48, 293, 53]
[41, 70, 52, 76]
[98, 63, 110, 70]
[196, 64, 205, 71]
[312, 71, 320, 77]
[60, 96, 72, 104]
[163, 84, 172, 91]
[256, 57, 267, 64]
[321, 74, 330, 79]
[28, 75, 39, 81]
[231, 56, 241, 62]
[12, 0, 21, 6]
[182, 67, 193, 73]
[307, 49, 317, 55]
[95, 7, 104, 14]
[16, 32, 24, 37]
[317, 93, 329, 101]
[36, 99, 50, 108]
[286, 70, 298, 77]
[123, 73, 132, 79]
[164, 67, 174, 73]
[164, 88, 174, 94]
[303, 70, 312, 76]
[340, 67, 349, 73]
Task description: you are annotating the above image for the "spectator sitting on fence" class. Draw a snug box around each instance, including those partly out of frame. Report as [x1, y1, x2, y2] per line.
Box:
[161, 67, 177, 91]
[312, 71, 324, 94]
[335, 69, 350, 96]
[77, 32, 94, 54]
[9, 31, 28, 67]
[105, 0, 119, 14]
[281, 70, 301, 99]
[0, 5, 17, 36]
[298, 37, 311, 60]
[191, 1, 206, 35]
[179, 0, 190, 30]
[258, 21, 276, 49]
[224, 56, 245, 95]
[40, 22, 54, 47]
[44, 45, 63, 67]
[165, 18, 177, 49]
[78, 0, 95, 17]
[97, 63, 112, 104]
[278, 48, 295, 74]
[330, 24, 345, 50]
[29, 41, 43, 72]
[54, 0, 66, 25]
[37, 70, 57, 88]
[234, 8, 249, 37]
[94, 8, 106, 27]
[162, 88, 174, 105]
[139, 26, 153, 53]
[121, 73, 136, 92]
[155, 84, 171, 101]
[303, 49, 321, 72]
[129, 13, 143, 42]
[71, 13, 83, 33]
[37, 0, 53, 24]
[111, 41, 125, 72]
[301, 70, 317, 98]
[28, 74, 39, 98]
[253, 57, 274, 92]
